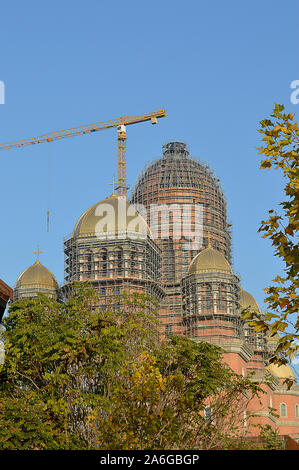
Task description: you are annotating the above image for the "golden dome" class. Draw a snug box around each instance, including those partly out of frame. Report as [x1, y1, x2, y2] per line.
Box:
[240, 289, 260, 313]
[267, 362, 295, 380]
[73, 194, 152, 239]
[188, 246, 232, 275]
[15, 259, 58, 291]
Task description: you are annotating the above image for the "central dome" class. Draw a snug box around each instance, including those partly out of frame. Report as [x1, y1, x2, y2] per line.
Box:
[73, 194, 151, 239]
[188, 246, 232, 275]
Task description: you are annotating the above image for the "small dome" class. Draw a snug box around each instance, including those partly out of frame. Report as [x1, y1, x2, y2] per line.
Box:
[267, 362, 295, 380]
[73, 194, 151, 239]
[15, 260, 58, 291]
[240, 289, 260, 313]
[188, 246, 232, 275]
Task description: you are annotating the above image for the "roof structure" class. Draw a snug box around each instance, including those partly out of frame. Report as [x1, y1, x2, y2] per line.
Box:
[188, 246, 233, 275]
[0, 279, 13, 321]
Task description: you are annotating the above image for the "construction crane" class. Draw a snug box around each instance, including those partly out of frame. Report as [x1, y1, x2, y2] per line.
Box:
[0, 109, 166, 197]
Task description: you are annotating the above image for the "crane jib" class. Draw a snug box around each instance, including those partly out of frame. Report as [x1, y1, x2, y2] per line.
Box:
[0, 109, 167, 198]
[0, 109, 166, 150]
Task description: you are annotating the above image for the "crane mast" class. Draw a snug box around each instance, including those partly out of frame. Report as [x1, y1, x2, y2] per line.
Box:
[117, 124, 127, 196]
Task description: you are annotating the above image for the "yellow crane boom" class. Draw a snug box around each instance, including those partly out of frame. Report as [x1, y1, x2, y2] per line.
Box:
[0, 109, 166, 196]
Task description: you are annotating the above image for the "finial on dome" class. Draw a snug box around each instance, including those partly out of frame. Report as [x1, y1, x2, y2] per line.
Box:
[109, 176, 118, 195]
[34, 246, 43, 264]
[207, 231, 212, 248]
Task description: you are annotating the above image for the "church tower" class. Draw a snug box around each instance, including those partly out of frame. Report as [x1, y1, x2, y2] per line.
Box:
[181, 244, 243, 350]
[130, 142, 232, 335]
[62, 189, 164, 306]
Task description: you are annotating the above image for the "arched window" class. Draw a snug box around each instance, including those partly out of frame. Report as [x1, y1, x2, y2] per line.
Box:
[99, 249, 108, 276]
[255, 332, 265, 350]
[205, 284, 212, 310]
[130, 249, 137, 276]
[115, 248, 123, 275]
[295, 404, 299, 418]
[114, 286, 121, 310]
[165, 324, 172, 335]
[100, 287, 106, 297]
[84, 250, 92, 278]
[280, 403, 287, 417]
[218, 283, 226, 311]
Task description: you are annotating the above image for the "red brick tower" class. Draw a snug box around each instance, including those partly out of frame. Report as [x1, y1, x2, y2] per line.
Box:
[130, 142, 232, 335]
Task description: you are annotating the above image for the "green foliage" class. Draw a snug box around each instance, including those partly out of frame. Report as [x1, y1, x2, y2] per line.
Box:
[0, 284, 162, 449]
[91, 353, 180, 450]
[154, 335, 238, 401]
[0, 284, 279, 450]
[92, 335, 266, 450]
[221, 424, 284, 450]
[241, 104, 299, 381]
[0, 390, 82, 450]
[252, 424, 284, 450]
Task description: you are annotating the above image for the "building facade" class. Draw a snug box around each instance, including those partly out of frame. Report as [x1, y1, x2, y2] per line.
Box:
[11, 141, 299, 441]
[62, 193, 165, 306]
[0, 279, 13, 321]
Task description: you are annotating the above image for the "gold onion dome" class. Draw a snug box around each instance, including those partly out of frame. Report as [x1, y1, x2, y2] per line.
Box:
[73, 193, 152, 239]
[240, 289, 260, 313]
[15, 258, 58, 291]
[267, 362, 295, 380]
[188, 246, 232, 275]
[238, 289, 294, 380]
[265, 330, 295, 380]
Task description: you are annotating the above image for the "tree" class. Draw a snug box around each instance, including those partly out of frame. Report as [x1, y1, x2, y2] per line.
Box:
[242, 104, 299, 380]
[153, 335, 268, 450]
[91, 353, 179, 450]
[1, 284, 279, 450]
[0, 390, 82, 450]
[0, 284, 160, 449]
[92, 335, 268, 450]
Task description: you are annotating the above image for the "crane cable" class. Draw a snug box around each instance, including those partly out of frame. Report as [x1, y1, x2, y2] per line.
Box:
[46, 142, 52, 232]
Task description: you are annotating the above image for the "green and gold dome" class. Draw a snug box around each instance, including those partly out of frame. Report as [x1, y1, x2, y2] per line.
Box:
[73, 193, 152, 239]
[240, 288, 260, 313]
[265, 330, 296, 380]
[188, 245, 232, 275]
[14, 249, 58, 301]
[267, 362, 295, 380]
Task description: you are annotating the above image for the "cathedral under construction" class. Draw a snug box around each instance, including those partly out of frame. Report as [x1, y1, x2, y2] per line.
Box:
[13, 141, 299, 441]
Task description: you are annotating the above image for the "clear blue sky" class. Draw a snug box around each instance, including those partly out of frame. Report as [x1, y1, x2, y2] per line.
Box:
[0, 2, 298, 317]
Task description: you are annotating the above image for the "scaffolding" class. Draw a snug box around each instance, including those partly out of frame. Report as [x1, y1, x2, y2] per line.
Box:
[181, 268, 241, 338]
[130, 141, 232, 336]
[61, 227, 165, 310]
[14, 283, 58, 302]
[57, 141, 273, 368]
[181, 268, 272, 365]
